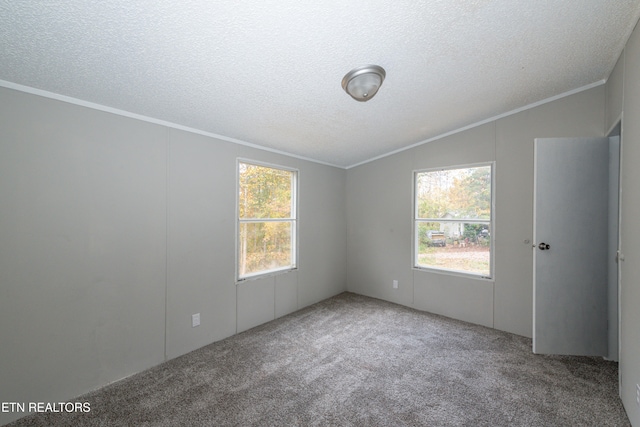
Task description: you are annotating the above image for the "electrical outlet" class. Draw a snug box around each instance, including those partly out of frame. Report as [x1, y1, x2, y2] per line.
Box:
[392, 280, 399, 289]
[192, 313, 200, 328]
[636, 384, 639, 407]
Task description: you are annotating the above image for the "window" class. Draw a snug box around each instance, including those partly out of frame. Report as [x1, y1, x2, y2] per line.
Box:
[237, 161, 297, 280]
[414, 164, 493, 278]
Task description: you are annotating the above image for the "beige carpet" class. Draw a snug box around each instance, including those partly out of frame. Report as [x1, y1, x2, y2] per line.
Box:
[8, 292, 629, 426]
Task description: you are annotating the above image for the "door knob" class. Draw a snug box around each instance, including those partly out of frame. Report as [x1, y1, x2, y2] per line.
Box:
[538, 243, 550, 250]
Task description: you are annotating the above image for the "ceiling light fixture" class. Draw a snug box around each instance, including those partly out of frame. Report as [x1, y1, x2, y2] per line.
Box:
[341, 65, 386, 102]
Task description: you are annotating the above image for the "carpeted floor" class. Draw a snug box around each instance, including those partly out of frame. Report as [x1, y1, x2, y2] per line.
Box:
[8, 292, 629, 426]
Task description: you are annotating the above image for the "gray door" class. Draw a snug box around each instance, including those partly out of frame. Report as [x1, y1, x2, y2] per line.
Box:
[533, 137, 609, 356]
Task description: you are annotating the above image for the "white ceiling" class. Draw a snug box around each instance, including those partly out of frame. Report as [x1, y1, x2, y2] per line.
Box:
[1, 1, 639, 168]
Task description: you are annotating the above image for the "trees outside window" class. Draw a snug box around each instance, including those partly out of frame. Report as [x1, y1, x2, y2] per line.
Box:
[414, 164, 493, 278]
[238, 161, 297, 279]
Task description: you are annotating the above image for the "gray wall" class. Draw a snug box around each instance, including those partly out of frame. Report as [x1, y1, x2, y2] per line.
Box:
[0, 88, 347, 426]
[606, 53, 624, 134]
[609, 18, 640, 426]
[347, 86, 604, 338]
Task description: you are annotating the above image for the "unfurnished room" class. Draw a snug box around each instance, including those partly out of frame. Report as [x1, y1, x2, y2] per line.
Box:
[2, 1, 640, 426]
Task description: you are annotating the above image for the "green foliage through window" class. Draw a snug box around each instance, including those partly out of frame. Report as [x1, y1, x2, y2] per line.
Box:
[416, 166, 491, 220]
[238, 162, 296, 278]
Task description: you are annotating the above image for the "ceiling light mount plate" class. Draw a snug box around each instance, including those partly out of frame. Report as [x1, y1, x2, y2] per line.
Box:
[342, 65, 386, 102]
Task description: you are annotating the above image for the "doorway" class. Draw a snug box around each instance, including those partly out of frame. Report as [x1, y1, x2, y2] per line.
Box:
[607, 123, 621, 362]
[533, 133, 621, 359]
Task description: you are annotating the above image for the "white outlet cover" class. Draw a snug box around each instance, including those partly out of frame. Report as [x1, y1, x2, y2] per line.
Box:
[192, 313, 201, 327]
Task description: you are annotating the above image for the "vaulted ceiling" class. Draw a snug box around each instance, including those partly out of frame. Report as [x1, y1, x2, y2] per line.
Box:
[1, 1, 639, 168]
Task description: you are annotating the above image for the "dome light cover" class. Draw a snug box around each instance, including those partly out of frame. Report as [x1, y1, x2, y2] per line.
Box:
[341, 65, 386, 102]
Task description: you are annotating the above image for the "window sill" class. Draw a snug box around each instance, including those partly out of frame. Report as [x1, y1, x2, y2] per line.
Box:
[413, 266, 494, 282]
[236, 267, 298, 284]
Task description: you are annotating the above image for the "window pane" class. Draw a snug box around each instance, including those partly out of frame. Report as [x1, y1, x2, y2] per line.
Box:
[416, 166, 491, 220]
[239, 221, 293, 277]
[416, 221, 490, 276]
[239, 163, 293, 219]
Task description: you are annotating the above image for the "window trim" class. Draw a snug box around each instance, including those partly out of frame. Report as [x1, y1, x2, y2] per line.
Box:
[236, 158, 299, 282]
[412, 162, 495, 280]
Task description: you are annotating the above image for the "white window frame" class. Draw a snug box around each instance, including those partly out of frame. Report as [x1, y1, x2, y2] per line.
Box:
[412, 162, 495, 280]
[236, 159, 298, 282]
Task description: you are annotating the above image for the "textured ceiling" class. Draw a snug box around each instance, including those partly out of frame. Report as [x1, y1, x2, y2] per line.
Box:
[1, 1, 639, 168]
